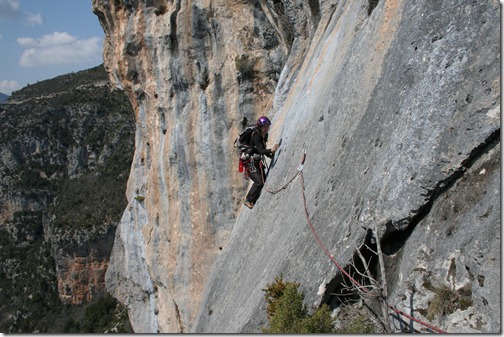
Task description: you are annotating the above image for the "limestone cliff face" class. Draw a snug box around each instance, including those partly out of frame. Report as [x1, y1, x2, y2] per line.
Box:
[93, 0, 500, 333]
[92, 0, 289, 332]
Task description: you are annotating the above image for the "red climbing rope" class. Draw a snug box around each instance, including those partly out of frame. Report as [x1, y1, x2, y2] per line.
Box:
[299, 171, 364, 289]
[265, 169, 300, 194]
[260, 150, 304, 194]
[264, 149, 447, 334]
[388, 305, 446, 333]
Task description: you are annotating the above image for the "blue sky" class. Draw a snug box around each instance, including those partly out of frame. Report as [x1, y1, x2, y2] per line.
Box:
[0, 0, 105, 95]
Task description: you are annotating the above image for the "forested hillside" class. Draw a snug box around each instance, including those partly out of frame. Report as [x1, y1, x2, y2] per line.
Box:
[0, 65, 134, 333]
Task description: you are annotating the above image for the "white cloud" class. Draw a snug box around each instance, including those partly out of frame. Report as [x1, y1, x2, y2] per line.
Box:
[0, 79, 20, 94]
[18, 31, 76, 48]
[17, 32, 102, 67]
[25, 12, 43, 26]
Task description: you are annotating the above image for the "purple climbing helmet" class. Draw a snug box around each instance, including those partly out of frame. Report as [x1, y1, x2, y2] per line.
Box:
[257, 116, 271, 126]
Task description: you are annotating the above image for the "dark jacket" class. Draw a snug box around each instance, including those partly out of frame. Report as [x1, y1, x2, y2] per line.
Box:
[250, 130, 274, 159]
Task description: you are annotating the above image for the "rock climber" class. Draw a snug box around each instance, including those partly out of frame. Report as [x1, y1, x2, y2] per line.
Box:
[244, 116, 279, 209]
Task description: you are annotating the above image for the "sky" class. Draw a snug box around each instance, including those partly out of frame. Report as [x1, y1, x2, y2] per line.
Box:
[0, 0, 105, 95]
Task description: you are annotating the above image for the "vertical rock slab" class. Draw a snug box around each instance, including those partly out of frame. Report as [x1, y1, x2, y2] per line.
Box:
[92, 0, 286, 332]
[193, 0, 500, 333]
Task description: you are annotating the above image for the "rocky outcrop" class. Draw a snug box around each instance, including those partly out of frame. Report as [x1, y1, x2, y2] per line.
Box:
[52, 226, 117, 304]
[93, 0, 500, 333]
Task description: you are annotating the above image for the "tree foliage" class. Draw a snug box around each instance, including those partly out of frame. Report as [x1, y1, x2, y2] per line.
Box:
[262, 275, 336, 333]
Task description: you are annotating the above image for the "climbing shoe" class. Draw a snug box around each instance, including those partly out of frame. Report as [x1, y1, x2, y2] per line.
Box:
[244, 200, 254, 209]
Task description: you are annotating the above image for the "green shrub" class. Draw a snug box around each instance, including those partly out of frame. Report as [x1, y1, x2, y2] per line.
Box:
[82, 294, 117, 332]
[63, 317, 81, 333]
[262, 275, 336, 333]
[81, 293, 132, 333]
[263, 274, 290, 319]
[300, 303, 337, 333]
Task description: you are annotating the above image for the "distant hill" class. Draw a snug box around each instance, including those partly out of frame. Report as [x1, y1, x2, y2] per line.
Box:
[7, 65, 110, 103]
[0, 64, 134, 333]
[0, 92, 8, 103]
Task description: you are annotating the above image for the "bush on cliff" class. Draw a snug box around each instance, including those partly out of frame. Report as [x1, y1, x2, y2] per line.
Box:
[262, 275, 335, 333]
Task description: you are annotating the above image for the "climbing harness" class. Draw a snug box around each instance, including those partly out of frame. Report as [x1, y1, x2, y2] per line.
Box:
[248, 158, 257, 174]
[262, 149, 446, 334]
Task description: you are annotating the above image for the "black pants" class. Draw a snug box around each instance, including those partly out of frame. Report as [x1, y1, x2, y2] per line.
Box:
[246, 161, 265, 204]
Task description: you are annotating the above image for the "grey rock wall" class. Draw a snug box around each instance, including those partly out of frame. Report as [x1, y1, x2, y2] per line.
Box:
[94, 0, 500, 333]
[192, 0, 500, 333]
[92, 0, 286, 332]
